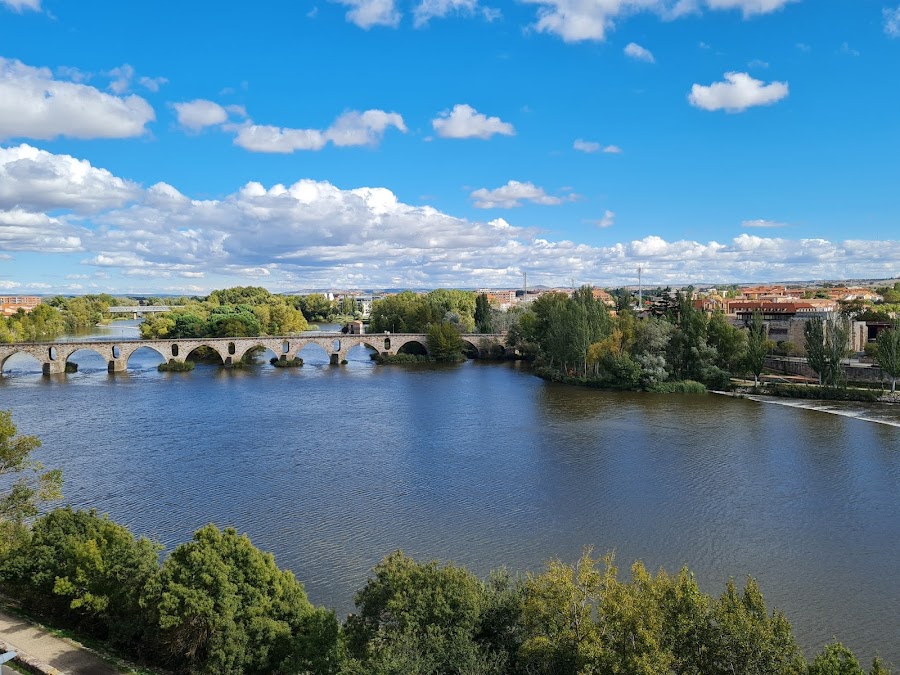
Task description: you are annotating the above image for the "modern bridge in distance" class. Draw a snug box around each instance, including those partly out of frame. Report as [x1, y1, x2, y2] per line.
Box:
[0, 333, 510, 375]
[106, 305, 172, 318]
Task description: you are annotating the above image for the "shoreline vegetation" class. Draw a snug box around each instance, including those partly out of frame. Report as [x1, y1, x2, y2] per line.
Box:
[0, 504, 893, 675]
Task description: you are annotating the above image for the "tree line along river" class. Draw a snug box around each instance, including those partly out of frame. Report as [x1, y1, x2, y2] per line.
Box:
[1, 322, 899, 664]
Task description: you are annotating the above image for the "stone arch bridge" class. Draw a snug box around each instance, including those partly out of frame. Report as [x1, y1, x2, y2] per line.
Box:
[0, 333, 510, 374]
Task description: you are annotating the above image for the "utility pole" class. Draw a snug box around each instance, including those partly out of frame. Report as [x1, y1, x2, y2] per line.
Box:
[523, 271, 527, 305]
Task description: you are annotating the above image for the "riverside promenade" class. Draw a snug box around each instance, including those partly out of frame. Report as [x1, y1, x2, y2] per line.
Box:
[0, 608, 121, 674]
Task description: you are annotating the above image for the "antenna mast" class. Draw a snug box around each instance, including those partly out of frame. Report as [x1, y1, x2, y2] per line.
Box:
[638, 265, 643, 311]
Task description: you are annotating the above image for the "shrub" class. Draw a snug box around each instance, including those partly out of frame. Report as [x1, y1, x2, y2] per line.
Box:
[271, 356, 303, 367]
[143, 524, 340, 674]
[768, 384, 880, 402]
[650, 380, 708, 394]
[374, 353, 435, 364]
[157, 359, 195, 372]
[0, 508, 160, 649]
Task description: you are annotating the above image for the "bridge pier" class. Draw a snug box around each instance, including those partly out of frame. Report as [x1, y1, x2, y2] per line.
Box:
[109, 358, 128, 373]
[42, 360, 66, 375]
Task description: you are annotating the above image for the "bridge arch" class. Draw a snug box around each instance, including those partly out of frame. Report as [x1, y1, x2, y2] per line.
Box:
[460, 339, 481, 359]
[0, 349, 43, 374]
[185, 344, 227, 365]
[345, 341, 380, 362]
[395, 339, 429, 356]
[124, 345, 167, 369]
[232, 341, 281, 364]
[65, 346, 110, 371]
[295, 341, 332, 365]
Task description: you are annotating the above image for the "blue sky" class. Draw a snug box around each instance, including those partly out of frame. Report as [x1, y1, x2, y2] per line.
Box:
[0, 0, 898, 293]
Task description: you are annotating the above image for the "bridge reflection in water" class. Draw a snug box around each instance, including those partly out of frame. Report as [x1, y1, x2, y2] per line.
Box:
[0, 334, 509, 374]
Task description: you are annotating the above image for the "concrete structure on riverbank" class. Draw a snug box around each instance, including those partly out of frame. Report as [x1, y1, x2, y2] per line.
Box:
[0, 333, 509, 374]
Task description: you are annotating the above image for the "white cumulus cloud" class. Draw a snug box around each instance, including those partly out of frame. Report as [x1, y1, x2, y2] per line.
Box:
[471, 180, 572, 208]
[624, 42, 655, 62]
[521, 0, 797, 42]
[233, 109, 406, 153]
[574, 139, 601, 152]
[688, 71, 788, 112]
[432, 104, 515, 139]
[6, 145, 900, 292]
[596, 210, 615, 228]
[1, 0, 41, 11]
[0, 58, 155, 140]
[704, 0, 798, 18]
[325, 110, 407, 146]
[574, 139, 622, 153]
[885, 5, 900, 37]
[413, 0, 497, 26]
[234, 126, 328, 153]
[335, 0, 401, 28]
[0, 144, 141, 213]
[742, 219, 789, 228]
[173, 99, 230, 131]
[139, 76, 168, 92]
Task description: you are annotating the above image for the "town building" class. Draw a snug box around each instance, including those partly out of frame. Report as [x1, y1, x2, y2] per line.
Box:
[0, 295, 41, 317]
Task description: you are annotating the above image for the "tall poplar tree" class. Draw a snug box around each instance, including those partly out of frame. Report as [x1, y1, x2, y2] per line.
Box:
[745, 311, 768, 386]
[875, 320, 900, 393]
[804, 317, 828, 386]
[475, 293, 493, 333]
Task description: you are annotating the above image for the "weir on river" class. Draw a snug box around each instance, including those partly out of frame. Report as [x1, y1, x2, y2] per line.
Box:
[0, 333, 510, 373]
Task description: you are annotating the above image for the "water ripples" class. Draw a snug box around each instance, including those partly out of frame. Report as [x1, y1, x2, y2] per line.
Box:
[1, 354, 899, 662]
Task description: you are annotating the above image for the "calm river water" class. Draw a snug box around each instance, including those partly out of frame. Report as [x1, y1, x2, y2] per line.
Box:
[2, 323, 900, 663]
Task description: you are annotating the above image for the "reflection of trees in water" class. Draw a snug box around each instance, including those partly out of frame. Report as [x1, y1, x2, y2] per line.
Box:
[534, 384, 644, 422]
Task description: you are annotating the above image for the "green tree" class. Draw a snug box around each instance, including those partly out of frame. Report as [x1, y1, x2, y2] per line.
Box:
[1, 508, 160, 648]
[343, 551, 503, 675]
[874, 320, 900, 393]
[710, 577, 805, 675]
[824, 314, 851, 387]
[745, 311, 769, 386]
[667, 291, 719, 384]
[519, 548, 611, 675]
[805, 314, 851, 388]
[807, 642, 865, 675]
[804, 317, 828, 386]
[207, 305, 262, 337]
[143, 524, 339, 675]
[869, 656, 892, 675]
[427, 322, 466, 361]
[0, 410, 62, 553]
[475, 293, 493, 333]
[208, 286, 272, 306]
[657, 567, 716, 674]
[369, 292, 422, 333]
[598, 561, 675, 674]
[297, 293, 337, 321]
[707, 311, 748, 375]
[424, 290, 477, 333]
[339, 296, 358, 317]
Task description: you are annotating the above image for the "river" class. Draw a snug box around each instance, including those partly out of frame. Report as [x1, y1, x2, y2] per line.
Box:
[1, 322, 899, 664]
